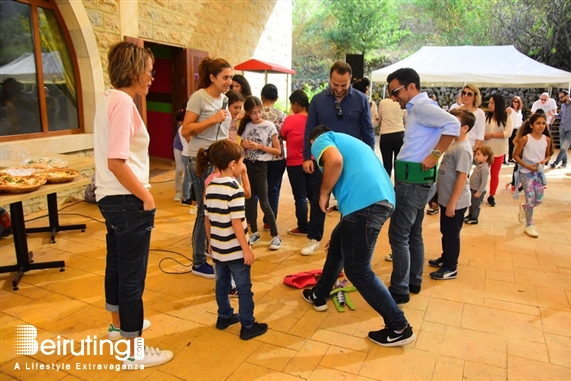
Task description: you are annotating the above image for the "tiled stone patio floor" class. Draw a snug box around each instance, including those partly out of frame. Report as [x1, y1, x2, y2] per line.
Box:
[1, 157, 570, 381]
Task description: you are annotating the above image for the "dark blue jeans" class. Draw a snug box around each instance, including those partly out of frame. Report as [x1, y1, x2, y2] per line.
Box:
[388, 181, 435, 295]
[553, 129, 571, 166]
[215, 261, 255, 329]
[313, 203, 409, 331]
[189, 156, 213, 265]
[263, 159, 286, 224]
[286, 165, 314, 232]
[439, 205, 466, 270]
[308, 160, 325, 241]
[245, 160, 278, 236]
[98, 195, 155, 338]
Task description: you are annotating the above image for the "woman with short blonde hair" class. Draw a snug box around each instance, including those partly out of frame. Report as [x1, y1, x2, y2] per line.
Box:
[461, 84, 486, 152]
[94, 41, 173, 367]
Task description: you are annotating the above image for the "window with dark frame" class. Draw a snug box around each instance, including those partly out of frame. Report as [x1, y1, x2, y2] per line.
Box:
[0, 0, 82, 141]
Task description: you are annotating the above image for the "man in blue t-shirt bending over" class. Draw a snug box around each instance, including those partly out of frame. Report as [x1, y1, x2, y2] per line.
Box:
[301, 125, 416, 347]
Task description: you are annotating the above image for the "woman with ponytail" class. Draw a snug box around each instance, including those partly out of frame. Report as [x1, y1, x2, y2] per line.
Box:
[181, 57, 232, 278]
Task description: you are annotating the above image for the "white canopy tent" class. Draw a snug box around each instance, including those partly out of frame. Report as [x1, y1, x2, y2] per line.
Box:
[371, 45, 571, 88]
[0, 52, 65, 83]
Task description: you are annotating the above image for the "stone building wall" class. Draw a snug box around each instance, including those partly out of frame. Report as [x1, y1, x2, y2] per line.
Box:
[83, 0, 292, 91]
[1, 0, 292, 213]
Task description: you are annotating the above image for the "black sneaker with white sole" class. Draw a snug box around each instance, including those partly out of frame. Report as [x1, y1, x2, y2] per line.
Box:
[368, 325, 416, 347]
[428, 257, 444, 268]
[430, 267, 458, 280]
[302, 288, 328, 311]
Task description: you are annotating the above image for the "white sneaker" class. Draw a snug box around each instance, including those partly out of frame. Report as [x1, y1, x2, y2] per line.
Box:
[188, 205, 197, 215]
[301, 239, 319, 256]
[173, 192, 181, 202]
[524, 225, 539, 238]
[108, 319, 151, 340]
[385, 254, 393, 262]
[123, 346, 174, 369]
[518, 203, 525, 223]
[269, 236, 281, 250]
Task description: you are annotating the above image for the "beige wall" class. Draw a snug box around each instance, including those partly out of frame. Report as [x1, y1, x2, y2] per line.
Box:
[1, 0, 292, 160]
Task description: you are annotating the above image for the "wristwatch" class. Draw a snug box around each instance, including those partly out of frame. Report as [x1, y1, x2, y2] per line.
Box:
[431, 149, 442, 159]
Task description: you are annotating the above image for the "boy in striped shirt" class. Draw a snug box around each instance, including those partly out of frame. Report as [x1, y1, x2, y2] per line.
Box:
[203, 140, 268, 340]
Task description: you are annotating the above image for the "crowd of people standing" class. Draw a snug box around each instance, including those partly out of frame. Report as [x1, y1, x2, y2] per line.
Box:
[93, 41, 569, 368]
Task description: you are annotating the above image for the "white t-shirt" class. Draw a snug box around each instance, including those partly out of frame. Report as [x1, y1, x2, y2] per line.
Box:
[508, 108, 523, 130]
[482, 114, 513, 157]
[93, 89, 150, 201]
[242, 120, 278, 162]
[178, 126, 189, 157]
[531, 98, 557, 124]
[186, 89, 231, 157]
[378, 98, 405, 135]
[466, 108, 486, 149]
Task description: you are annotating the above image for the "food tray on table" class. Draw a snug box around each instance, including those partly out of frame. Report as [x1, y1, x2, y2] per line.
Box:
[33, 169, 79, 183]
[0, 175, 47, 194]
[20, 157, 68, 169]
[0, 167, 38, 177]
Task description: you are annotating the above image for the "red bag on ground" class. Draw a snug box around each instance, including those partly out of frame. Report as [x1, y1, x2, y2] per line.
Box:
[283, 269, 344, 289]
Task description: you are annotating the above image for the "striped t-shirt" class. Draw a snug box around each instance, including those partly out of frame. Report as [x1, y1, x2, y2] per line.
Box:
[204, 176, 248, 263]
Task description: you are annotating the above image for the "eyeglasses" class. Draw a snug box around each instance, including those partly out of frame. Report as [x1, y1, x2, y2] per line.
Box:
[390, 85, 405, 97]
[147, 70, 156, 78]
[513, 100, 520, 103]
[462, 91, 474, 97]
[334, 101, 343, 120]
[540, 98, 547, 101]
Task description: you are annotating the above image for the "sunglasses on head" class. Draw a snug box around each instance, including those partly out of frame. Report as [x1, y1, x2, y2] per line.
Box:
[334, 101, 343, 120]
[462, 91, 474, 97]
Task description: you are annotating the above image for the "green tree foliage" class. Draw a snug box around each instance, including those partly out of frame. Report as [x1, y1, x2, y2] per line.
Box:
[492, 0, 571, 72]
[405, 0, 494, 46]
[292, 0, 571, 79]
[323, 0, 409, 56]
[292, 0, 335, 80]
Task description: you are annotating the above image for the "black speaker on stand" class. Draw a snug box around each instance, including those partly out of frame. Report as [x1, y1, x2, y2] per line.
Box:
[345, 54, 364, 81]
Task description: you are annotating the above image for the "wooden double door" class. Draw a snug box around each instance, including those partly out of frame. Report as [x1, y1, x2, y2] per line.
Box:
[126, 36, 208, 160]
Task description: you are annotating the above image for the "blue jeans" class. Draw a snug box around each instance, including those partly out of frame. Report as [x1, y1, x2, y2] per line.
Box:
[308, 160, 325, 241]
[553, 129, 571, 166]
[189, 156, 213, 265]
[263, 159, 286, 223]
[245, 160, 278, 236]
[313, 203, 408, 331]
[388, 181, 434, 295]
[98, 195, 155, 338]
[286, 165, 314, 232]
[215, 261, 255, 329]
[181, 155, 192, 200]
